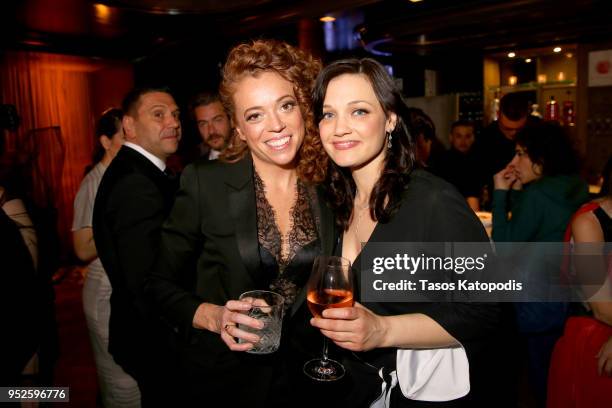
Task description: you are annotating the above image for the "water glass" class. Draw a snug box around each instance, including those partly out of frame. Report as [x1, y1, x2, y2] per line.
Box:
[238, 290, 284, 354]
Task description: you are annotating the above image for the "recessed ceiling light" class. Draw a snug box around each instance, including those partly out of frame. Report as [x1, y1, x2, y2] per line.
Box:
[525, 58, 532, 63]
[553, 47, 562, 53]
[508, 52, 516, 58]
[320, 16, 336, 22]
[409, 0, 423, 3]
[565, 52, 573, 58]
[94, 3, 111, 20]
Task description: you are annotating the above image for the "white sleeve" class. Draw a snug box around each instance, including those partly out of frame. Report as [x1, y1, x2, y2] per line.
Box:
[396, 345, 470, 401]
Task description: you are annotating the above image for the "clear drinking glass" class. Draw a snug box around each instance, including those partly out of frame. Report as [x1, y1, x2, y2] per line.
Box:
[238, 290, 284, 354]
[303, 256, 354, 381]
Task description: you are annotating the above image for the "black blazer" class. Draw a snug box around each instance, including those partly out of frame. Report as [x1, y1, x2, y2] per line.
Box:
[346, 170, 502, 406]
[93, 145, 178, 379]
[145, 155, 336, 403]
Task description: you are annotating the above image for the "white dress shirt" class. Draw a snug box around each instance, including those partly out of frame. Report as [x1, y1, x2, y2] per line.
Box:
[123, 142, 166, 172]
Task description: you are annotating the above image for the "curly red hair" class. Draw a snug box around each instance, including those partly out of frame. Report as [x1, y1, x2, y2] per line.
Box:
[219, 39, 327, 183]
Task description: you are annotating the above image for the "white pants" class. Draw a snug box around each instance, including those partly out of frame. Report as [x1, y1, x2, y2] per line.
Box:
[82, 266, 141, 408]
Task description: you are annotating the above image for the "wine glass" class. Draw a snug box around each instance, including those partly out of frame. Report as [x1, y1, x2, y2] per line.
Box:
[303, 255, 354, 381]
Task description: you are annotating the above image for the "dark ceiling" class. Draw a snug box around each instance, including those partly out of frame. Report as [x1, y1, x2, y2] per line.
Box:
[2, 0, 612, 61]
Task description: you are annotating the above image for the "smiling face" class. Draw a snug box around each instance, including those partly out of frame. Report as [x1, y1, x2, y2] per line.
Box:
[510, 144, 542, 184]
[232, 71, 305, 171]
[318, 73, 396, 171]
[123, 91, 181, 161]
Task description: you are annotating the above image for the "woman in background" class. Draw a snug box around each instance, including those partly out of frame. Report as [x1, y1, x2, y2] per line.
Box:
[72, 108, 141, 407]
[492, 122, 589, 406]
[547, 155, 612, 407]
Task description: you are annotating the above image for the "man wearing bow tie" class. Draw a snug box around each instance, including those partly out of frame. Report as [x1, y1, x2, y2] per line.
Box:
[93, 87, 180, 406]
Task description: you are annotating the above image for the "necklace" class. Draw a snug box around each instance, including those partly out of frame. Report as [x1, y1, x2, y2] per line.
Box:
[353, 204, 371, 243]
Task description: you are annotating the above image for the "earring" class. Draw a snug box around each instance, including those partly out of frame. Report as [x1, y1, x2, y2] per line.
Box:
[387, 131, 392, 149]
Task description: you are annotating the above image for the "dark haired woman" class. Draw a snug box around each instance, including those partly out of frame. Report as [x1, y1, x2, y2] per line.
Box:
[310, 58, 501, 406]
[72, 108, 141, 407]
[407, 107, 444, 170]
[492, 122, 589, 405]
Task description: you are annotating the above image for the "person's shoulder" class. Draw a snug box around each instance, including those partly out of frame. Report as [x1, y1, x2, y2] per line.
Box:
[405, 169, 460, 198]
[182, 156, 252, 192]
[80, 163, 105, 186]
[572, 207, 603, 242]
[187, 156, 228, 173]
[184, 156, 244, 178]
[399, 169, 466, 214]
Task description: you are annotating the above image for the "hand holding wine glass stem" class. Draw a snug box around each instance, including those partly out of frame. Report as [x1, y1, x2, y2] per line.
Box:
[303, 256, 353, 381]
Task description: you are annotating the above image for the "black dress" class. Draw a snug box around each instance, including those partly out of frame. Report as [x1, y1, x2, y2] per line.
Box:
[253, 171, 329, 406]
[333, 170, 504, 407]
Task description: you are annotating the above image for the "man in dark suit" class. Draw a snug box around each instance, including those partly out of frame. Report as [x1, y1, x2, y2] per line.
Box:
[93, 87, 180, 405]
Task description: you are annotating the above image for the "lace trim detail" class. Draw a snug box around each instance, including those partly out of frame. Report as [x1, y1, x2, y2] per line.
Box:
[254, 171, 317, 275]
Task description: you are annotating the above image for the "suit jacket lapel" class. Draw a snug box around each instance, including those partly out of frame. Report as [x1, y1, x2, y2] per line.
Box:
[226, 156, 262, 286]
[290, 186, 337, 317]
[120, 146, 177, 209]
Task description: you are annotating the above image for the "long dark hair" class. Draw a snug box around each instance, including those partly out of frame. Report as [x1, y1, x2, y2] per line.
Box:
[515, 121, 579, 178]
[90, 108, 123, 166]
[312, 58, 416, 230]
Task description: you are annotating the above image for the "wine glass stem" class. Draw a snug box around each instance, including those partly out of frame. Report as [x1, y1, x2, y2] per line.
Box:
[322, 337, 330, 364]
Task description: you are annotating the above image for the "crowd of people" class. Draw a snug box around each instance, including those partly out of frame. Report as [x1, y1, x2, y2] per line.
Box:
[2, 38, 611, 407]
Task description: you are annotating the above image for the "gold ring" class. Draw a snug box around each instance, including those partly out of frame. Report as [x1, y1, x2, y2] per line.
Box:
[224, 323, 234, 331]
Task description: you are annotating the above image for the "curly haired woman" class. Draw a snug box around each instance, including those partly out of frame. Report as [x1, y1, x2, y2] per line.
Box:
[145, 40, 333, 406]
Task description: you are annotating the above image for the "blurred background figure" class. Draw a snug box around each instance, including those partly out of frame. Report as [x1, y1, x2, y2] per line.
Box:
[72, 108, 141, 407]
[437, 120, 483, 211]
[547, 154, 612, 408]
[475, 92, 539, 209]
[0, 159, 58, 391]
[0, 178, 40, 387]
[407, 107, 444, 171]
[492, 121, 589, 406]
[189, 92, 232, 160]
[93, 87, 181, 406]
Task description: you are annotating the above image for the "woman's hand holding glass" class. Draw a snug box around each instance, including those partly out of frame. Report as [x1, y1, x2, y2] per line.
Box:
[192, 300, 263, 352]
[303, 255, 354, 381]
[310, 302, 389, 352]
[219, 300, 265, 352]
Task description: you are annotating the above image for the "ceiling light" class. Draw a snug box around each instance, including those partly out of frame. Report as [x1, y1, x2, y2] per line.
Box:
[565, 52, 573, 58]
[553, 47, 562, 53]
[320, 16, 336, 22]
[93, 3, 111, 21]
[525, 58, 532, 63]
[409, 0, 424, 3]
[508, 52, 516, 58]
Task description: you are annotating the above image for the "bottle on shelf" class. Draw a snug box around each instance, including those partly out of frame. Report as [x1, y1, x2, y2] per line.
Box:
[545, 96, 559, 121]
[489, 90, 500, 123]
[563, 101, 575, 126]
